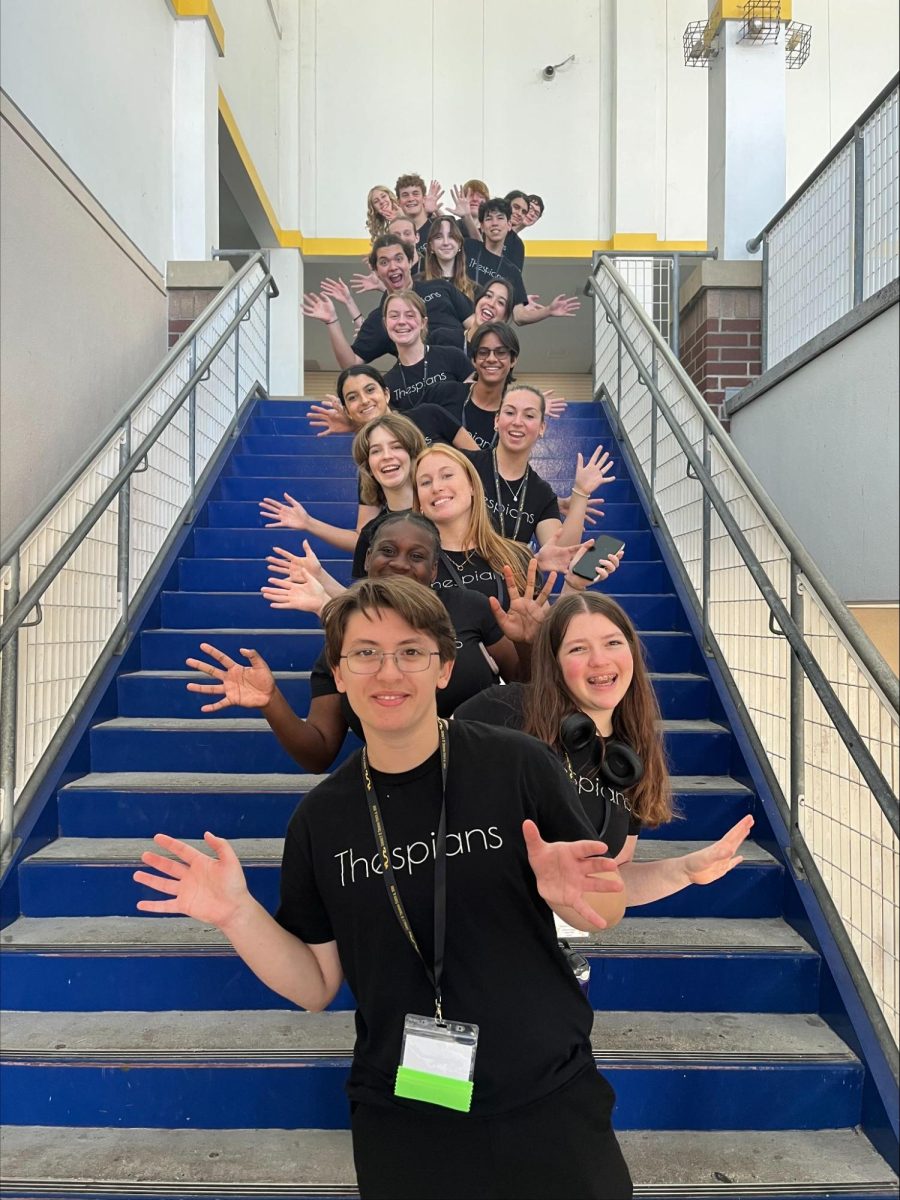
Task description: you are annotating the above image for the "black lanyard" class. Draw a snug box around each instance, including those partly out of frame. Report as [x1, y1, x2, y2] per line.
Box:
[463, 384, 498, 449]
[439, 548, 504, 601]
[397, 347, 428, 394]
[361, 719, 450, 1021]
[491, 449, 530, 541]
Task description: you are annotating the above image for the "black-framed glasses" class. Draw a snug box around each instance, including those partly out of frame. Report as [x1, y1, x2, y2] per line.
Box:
[474, 346, 512, 362]
[340, 648, 439, 675]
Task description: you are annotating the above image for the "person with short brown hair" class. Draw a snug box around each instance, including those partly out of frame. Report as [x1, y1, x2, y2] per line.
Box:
[136, 574, 632, 1199]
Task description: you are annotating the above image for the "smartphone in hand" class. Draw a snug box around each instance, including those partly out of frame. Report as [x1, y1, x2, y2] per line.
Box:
[571, 535, 625, 582]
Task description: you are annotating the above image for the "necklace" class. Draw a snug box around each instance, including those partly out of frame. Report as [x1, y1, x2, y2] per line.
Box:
[491, 449, 530, 540]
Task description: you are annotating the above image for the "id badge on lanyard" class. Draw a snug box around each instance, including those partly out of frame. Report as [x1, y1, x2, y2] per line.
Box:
[361, 719, 479, 1113]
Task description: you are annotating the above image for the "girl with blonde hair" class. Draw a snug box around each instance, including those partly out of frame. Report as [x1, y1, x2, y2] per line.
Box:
[365, 184, 400, 239]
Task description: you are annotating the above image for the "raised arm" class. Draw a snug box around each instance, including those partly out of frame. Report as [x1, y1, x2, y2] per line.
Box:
[616, 816, 755, 907]
[260, 492, 360, 555]
[514, 293, 581, 326]
[302, 292, 361, 369]
[551, 446, 616, 547]
[185, 641, 348, 773]
[320, 277, 366, 341]
[135, 831, 343, 1011]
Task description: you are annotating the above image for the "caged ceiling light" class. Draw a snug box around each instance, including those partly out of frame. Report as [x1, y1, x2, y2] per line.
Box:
[738, 1, 782, 44]
[784, 21, 812, 68]
[683, 19, 718, 68]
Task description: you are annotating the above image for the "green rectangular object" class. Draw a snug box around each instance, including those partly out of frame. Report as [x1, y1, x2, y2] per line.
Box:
[394, 1066, 474, 1112]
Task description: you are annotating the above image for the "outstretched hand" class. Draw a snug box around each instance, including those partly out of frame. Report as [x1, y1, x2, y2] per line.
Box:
[307, 396, 355, 437]
[424, 179, 445, 215]
[350, 271, 385, 294]
[266, 540, 325, 584]
[134, 831, 249, 927]
[559, 493, 605, 527]
[546, 293, 581, 318]
[302, 292, 338, 323]
[320, 277, 355, 309]
[259, 492, 309, 531]
[522, 819, 624, 930]
[261, 571, 329, 614]
[543, 388, 568, 419]
[185, 643, 276, 712]
[489, 559, 556, 644]
[573, 446, 616, 498]
[683, 815, 755, 886]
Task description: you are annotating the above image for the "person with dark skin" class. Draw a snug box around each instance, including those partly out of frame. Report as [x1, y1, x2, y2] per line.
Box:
[184, 514, 555, 773]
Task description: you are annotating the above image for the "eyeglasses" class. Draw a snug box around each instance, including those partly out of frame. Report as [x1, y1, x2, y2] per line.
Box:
[340, 648, 439, 674]
[474, 347, 512, 362]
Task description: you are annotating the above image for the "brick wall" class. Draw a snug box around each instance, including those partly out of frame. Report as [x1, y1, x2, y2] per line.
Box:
[679, 287, 762, 426]
[167, 287, 222, 348]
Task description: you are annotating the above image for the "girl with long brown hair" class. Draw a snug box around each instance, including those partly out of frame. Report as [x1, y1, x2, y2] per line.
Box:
[422, 216, 475, 299]
[455, 591, 754, 897]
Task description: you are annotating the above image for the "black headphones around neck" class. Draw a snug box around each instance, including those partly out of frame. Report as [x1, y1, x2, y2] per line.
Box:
[559, 712, 644, 792]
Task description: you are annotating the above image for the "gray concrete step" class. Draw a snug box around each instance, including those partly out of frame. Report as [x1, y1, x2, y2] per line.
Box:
[0, 1009, 856, 1062]
[0, 915, 813, 952]
[0, 1125, 895, 1195]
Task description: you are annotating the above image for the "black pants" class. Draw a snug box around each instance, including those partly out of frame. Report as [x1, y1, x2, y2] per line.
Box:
[351, 1065, 633, 1200]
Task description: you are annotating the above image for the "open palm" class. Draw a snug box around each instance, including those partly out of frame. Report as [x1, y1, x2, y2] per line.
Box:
[684, 815, 755, 886]
[135, 832, 249, 926]
[490, 561, 556, 644]
[185, 643, 276, 712]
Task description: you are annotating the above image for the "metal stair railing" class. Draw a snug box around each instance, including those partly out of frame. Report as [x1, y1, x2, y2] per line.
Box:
[0, 252, 278, 862]
[588, 254, 899, 1069]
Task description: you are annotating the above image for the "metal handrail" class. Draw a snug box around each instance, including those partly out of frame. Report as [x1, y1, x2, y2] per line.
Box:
[587, 255, 899, 716]
[0, 268, 273, 651]
[746, 71, 899, 252]
[0, 252, 278, 567]
[589, 263, 898, 836]
[590, 254, 900, 1075]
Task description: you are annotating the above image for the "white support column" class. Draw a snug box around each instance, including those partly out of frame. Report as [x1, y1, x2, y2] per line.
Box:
[268, 248, 303, 397]
[707, 13, 787, 260]
[172, 20, 219, 260]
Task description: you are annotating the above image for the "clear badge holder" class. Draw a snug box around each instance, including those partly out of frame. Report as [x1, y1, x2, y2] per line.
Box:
[395, 1013, 479, 1113]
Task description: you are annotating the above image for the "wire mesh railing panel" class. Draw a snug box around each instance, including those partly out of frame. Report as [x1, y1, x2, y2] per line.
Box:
[591, 254, 899, 1053]
[863, 88, 900, 299]
[611, 257, 674, 345]
[0, 257, 273, 837]
[800, 583, 900, 1042]
[766, 144, 855, 367]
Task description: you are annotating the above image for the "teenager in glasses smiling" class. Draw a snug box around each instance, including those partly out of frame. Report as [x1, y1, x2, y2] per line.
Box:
[139, 577, 632, 1200]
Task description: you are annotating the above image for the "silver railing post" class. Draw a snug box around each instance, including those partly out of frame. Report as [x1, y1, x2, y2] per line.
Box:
[0, 554, 21, 857]
[671, 254, 681, 358]
[701, 425, 712, 655]
[265, 280, 272, 394]
[615, 286, 623, 419]
[789, 557, 806, 877]
[853, 125, 866, 307]
[233, 288, 242, 435]
[649, 344, 659, 525]
[115, 425, 132, 649]
[187, 337, 198, 519]
[760, 237, 769, 371]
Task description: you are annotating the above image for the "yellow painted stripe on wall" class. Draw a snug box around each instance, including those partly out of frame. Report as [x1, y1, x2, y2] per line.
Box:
[217, 89, 304, 249]
[303, 236, 708, 258]
[170, 0, 226, 56]
[706, 0, 792, 43]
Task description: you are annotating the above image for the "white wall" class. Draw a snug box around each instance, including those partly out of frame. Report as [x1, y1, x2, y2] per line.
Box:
[0, 0, 174, 271]
[786, 0, 900, 193]
[730, 302, 899, 602]
[298, 0, 709, 243]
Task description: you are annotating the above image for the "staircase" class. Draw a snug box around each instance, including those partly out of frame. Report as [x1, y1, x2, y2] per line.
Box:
[1, 396, 896, 1199]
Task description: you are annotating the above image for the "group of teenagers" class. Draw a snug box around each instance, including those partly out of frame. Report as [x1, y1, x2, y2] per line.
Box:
[136, 175, 755, 1200]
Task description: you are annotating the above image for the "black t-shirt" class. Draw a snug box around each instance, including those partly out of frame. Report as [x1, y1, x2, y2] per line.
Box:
[310, 587, 505, 727]
[463, 238, 527, 308]
[414, 220, 430, 258]
[503, 230, 526, 272]
[433, 548, 509, 608]
[275, 720, 596, 1114]
[462, 392, 499, 450]
[383, 346, 474, 412]
[453, 683, 642, 857]
[466, 449, 561, 544]
[352, 281, 474, 362]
